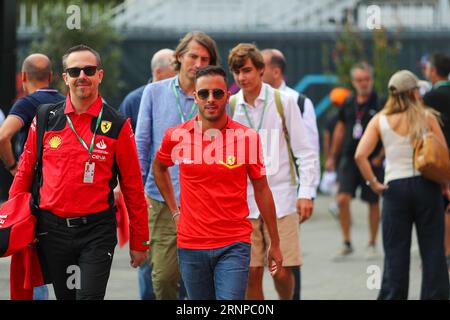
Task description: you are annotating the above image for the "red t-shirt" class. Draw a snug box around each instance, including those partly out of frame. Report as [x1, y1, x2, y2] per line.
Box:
[156, 115, 265, 249]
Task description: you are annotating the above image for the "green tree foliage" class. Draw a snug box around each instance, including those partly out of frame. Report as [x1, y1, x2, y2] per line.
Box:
[332, 23, 365, 88]
[332, 24, 400, 96]
[29, 0, 124, 106]
[372, 27, 401, 96]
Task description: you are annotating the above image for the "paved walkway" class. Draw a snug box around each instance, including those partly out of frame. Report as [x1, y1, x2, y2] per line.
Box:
[0, 195, 427, 300]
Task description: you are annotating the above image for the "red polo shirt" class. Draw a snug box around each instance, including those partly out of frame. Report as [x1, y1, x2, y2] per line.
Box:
[10, 94, 149, 251]
[156, 115, 265, 249]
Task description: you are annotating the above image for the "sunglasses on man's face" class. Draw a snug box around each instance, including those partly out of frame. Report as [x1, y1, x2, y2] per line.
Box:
[65, 66, 98, 77]
[196, 88, 226, 100]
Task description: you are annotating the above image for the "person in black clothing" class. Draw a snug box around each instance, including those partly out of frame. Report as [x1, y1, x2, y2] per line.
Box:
[325, 62, 384, 260]
[0, 53, 65, 299]
[0, 54, 65, 176]
[423, 52, 450, 269]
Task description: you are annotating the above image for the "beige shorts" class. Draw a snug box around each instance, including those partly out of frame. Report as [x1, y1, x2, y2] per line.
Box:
[250, 213, 302, 267]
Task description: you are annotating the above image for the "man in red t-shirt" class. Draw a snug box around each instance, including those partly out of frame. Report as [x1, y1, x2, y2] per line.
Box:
[153, 66, 282, 300]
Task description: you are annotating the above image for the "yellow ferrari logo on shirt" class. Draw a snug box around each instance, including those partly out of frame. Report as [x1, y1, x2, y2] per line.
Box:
[227, 155, 236, 166]
[49, 136, 62, 149]
[101, 121, 112, 134]
[219, 155, 242, 169]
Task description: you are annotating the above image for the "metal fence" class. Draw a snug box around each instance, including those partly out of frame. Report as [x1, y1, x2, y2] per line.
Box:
[17, 30, 450, 116]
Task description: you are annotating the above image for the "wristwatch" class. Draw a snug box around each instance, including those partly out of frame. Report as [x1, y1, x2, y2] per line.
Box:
[365, 177, 378, 186]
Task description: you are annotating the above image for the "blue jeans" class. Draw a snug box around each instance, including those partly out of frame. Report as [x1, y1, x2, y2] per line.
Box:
[379, 176, 450, 300]
[178, 242, 251, 300]
[33, 285, 49, 300]
[138, 261, 155, 300]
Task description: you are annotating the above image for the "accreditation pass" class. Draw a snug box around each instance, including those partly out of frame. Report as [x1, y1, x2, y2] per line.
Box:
[83, 161, 95, 183]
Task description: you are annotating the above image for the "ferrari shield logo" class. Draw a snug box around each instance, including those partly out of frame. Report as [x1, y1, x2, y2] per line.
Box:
[227, 155, 236, 166]
[101, 121, 112, 134]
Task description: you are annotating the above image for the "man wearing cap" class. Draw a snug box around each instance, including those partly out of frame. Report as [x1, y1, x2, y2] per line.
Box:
[9, 44, 149, 300]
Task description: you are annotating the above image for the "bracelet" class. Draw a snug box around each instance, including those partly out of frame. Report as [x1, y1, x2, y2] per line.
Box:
[171, 210, 180, 220]
[6, 161, 17, 171]
[365, 177, 378, 186]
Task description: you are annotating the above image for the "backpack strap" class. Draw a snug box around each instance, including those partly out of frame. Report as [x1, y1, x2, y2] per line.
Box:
[230, 95, 237, 117]
[297, 93, 306, 116]
[31, 103, 55, 209]
[274, 90, 297, 185]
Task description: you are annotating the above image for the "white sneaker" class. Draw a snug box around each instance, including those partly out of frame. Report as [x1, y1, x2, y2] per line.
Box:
[332, 243, 354, 262]
[365, 245, 379, 260]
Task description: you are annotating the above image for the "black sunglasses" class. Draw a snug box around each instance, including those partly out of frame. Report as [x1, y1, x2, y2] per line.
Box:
[197, 88, 226, 100]
[65, 66, 98, 77]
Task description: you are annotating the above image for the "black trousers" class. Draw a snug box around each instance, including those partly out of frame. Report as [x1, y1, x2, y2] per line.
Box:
[378, 176, 449, 300]
[36, 209, 117, 300]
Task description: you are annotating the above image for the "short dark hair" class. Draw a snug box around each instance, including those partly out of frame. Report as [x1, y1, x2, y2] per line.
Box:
[429, 53, 450, 78]
[173, 31, 219, 72]
[62, 44, 102, 70]
[195, 66, 228, 87]
[228, 43, 265, 73]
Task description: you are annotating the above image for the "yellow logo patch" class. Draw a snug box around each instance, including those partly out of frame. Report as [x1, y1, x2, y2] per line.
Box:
[49, 136, 62, 149]
[227, 155, 236, 166]
[101, 121, 112, 134]
[219, 155, 242, 169]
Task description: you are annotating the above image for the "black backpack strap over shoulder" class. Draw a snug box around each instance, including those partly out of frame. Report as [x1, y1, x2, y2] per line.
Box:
[297, 93, 306, 116]
[31, 103, 57, 208]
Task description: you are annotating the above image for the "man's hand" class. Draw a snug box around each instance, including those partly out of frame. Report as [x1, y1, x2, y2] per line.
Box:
[296, 198, 314, 223]
[9, 167, 18, 177]
[145, 195, 153, 209]
[267, 243, 283, 277]
[130, 250, 148, 268]
[173, 214, 180, 228]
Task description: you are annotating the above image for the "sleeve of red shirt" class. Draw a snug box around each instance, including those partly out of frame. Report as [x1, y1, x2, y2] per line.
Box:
[9, 117, 38, 199]
[155, 127, 177, 167]
[115, 119, 149, 251]
[246, 130, 266, 180]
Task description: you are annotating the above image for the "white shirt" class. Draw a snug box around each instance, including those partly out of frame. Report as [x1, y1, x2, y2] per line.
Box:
[279, 81, 321, 192]
[232, 83, 320, 219]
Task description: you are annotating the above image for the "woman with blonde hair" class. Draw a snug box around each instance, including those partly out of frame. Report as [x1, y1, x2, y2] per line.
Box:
[355, 70, 450, 299]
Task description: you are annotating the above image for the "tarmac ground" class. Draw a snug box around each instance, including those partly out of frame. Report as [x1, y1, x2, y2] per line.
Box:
[0, 194, 431, 300]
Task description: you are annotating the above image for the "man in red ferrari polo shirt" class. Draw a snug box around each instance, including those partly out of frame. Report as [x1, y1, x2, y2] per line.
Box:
[153, 65, 282, 300]
[9, 45, 149, 300]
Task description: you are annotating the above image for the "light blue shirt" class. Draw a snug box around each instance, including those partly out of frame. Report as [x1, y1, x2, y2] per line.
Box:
[135, 76, 197, 203]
